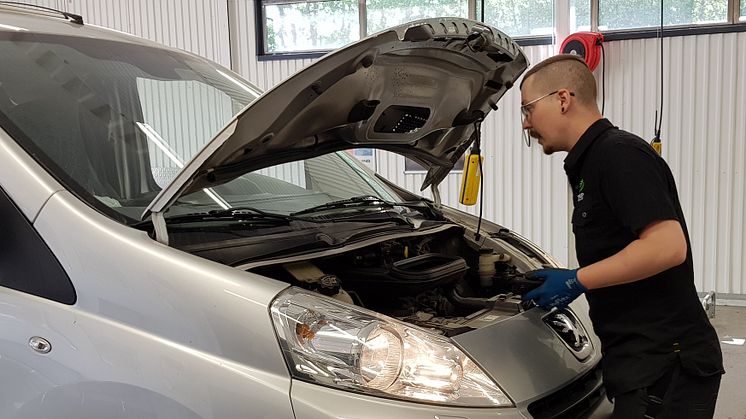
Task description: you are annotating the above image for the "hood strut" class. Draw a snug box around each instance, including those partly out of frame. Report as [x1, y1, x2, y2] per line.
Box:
[152, 212, 169, 245]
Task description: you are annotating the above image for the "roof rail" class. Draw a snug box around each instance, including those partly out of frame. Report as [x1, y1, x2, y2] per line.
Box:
[0, 1, 84, 25]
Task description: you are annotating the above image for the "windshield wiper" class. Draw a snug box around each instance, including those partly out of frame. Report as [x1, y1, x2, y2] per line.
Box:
[145, 206, 311, 226]
[291, 195, 395, 217]
[206, 206, 298, 220]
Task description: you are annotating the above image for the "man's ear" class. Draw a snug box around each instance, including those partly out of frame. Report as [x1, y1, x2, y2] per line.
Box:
[558, 89, 574, 112]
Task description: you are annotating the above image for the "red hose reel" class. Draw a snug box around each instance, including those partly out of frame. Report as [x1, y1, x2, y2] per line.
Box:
[560, 32, 604, 71]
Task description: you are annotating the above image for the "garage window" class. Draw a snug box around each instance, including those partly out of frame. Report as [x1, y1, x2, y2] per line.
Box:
[482, 0, 555, 36]
[599, 0, 728, 30]
[257, 0, 746, 57]
[261, 0, 470, 54]
[262, 0, 360, 54]
[366, 0, 469, 35]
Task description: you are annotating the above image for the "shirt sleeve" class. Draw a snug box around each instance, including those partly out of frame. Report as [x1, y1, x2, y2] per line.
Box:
[600, 140, 679, 236]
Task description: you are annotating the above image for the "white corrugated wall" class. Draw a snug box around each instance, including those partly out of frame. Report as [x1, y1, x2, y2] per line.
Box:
[600, 34, 746, 297]
[20, 0, 746, 299]
[48, 0, 232, 67]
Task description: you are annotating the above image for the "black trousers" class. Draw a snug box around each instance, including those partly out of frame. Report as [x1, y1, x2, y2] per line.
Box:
[610, 363, 721, 419]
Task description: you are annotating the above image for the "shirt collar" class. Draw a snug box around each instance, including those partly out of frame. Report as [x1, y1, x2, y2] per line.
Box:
[564, 118, 615, 173]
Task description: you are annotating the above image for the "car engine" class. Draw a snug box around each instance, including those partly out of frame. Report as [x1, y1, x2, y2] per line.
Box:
[250, 227, 548, 336]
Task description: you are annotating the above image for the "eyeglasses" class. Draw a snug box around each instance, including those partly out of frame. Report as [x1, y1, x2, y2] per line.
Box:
[520, 90, 576, 121]
[520, 90, 574, 147]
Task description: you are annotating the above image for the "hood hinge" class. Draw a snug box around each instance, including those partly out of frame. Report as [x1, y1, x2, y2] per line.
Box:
[430, 183, 442, 205]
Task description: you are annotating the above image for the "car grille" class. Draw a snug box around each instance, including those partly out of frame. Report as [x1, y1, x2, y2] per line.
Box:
[527, 364, 605, 419]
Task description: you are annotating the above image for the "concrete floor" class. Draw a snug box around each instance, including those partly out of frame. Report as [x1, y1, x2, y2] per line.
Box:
[711, 306, 746, 419]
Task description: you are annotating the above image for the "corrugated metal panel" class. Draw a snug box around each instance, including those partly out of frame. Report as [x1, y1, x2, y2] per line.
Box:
[29, 0, 231, 67]
[601, 33, 746, 294]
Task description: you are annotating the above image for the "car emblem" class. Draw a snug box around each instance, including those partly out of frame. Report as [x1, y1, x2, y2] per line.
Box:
[543, 309, 593, 361]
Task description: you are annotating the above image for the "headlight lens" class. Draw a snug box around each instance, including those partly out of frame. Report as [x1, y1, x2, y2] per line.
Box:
[270, 288, 513, 407]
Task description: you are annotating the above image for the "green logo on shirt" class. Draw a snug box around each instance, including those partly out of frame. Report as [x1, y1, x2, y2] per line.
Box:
[578, 179, 585, 192]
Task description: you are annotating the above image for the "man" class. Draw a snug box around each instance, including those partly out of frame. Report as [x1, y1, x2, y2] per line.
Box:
[520, 54, 724, 418]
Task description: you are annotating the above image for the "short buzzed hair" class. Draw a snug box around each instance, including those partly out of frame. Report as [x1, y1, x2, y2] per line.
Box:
[520, 54, 597, 107]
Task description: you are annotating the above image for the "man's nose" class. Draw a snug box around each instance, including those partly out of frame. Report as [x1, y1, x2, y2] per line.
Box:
[522, 118, 531, 130]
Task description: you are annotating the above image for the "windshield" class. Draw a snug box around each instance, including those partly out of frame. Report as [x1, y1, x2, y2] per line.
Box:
[172, 151, 401, 217]
[0, 32, 259, 223]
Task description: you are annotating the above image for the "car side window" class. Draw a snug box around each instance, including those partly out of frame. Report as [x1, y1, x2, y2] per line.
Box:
[0, 187, 76, 305]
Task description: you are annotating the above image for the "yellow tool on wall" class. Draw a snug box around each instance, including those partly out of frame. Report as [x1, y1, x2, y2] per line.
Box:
[459, 122, 484, 206]
[458, 119, 486, 240]
[459, 151, 483, 206]
[650, 135, 662, 155]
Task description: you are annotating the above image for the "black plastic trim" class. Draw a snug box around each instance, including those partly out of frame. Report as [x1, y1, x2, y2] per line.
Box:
[527, 364, 606, 419]
[514, 35, 554, 46]
[254, 0, 266, 57]
[0, 186, 77, 305]
[0, 1, 84, 24]
[602, 22, 746, 42]
[257, 51, 327, 61]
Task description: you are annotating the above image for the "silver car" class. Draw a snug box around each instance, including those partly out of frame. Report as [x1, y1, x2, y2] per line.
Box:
[0, 4, 608, 418]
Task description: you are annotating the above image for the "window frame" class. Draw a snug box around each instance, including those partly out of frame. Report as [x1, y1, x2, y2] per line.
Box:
[256, 0, 745, 59]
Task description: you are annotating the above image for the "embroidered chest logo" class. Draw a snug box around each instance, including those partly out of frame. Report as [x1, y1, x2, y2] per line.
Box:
[576, 179, 586, 202]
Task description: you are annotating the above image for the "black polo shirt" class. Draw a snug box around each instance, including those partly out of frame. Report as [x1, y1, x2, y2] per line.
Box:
[564, 119, 724, 398]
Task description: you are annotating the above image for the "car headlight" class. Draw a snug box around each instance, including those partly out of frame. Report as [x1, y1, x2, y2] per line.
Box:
[270, 287, 513, 407]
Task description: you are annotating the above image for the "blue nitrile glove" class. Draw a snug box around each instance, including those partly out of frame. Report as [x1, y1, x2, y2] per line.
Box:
[522, 268, 587, 310]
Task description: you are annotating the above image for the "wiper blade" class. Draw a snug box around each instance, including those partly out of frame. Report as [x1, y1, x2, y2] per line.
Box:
[291, 195, 394, 216]
[207, 206, 295, 220]
[162, 206, 308, 225]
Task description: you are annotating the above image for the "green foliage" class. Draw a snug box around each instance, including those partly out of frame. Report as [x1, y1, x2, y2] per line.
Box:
[262, 0, 731, 53]
[573, 0, 591, 30]
[265, 0, 358, 52]
[366, 0, 468, 34]
[599, 0, 727, 29]
[484, 0, 554, 36]
[265, 17, 277, 51]
[298, 0, 358, 47]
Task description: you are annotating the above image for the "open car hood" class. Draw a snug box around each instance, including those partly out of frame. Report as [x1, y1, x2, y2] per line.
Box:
[145, 17, 528, 218]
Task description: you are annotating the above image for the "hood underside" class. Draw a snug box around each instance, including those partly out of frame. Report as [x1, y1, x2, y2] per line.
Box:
[146, 17, 528, 217]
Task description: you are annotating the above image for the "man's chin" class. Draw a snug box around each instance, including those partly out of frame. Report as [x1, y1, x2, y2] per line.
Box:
[538, 139, 555, 155]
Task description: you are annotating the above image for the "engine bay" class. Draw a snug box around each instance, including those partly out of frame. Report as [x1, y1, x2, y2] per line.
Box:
[249, 225, 549, 336]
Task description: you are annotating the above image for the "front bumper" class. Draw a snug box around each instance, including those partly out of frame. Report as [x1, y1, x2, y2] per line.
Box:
[290, 369, 611, 419]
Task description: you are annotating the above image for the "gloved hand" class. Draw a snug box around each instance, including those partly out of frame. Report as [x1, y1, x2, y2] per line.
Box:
[522, 268, 587, 310]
